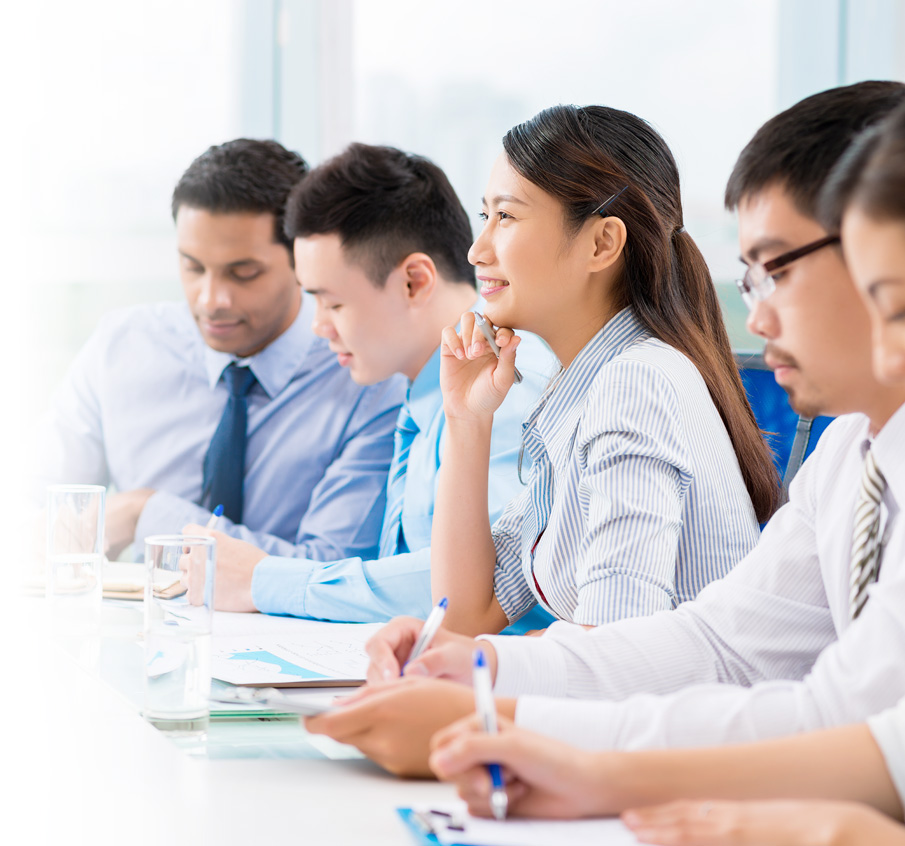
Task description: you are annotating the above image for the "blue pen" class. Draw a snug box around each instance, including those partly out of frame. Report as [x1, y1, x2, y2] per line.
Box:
[205, 504, 224, 530]
[403, 597, 448, 673]
[473, 648, 508, 820]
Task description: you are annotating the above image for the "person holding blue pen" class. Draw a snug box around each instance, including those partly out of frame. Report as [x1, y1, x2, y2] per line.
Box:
[35, 139, 405, 563]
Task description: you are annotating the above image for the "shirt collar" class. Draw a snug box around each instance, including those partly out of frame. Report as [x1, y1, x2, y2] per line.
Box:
[872, 400, 905, 513]
[405, 295, 483, 431]
[406, 344, 443, 432]
[522, 307, 650, 441]
[203, 295, 315, 398]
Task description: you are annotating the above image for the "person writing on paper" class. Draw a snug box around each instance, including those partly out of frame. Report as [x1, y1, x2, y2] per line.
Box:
[428, 102, 905, 846]
[306, 82, 905, 778]
[34, 139, 404, 560]
[421, 102, 779, 639]
[183, 143, 555, 624]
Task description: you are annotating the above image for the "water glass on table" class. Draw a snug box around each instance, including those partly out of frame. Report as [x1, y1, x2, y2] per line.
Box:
[143, 534, 215, 736]
[46, 484, 105, 638]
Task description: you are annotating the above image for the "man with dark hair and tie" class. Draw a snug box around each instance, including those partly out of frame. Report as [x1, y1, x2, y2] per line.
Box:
[36, 139, 405, 560]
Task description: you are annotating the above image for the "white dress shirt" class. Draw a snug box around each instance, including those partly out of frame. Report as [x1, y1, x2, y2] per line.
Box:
[483, 402, 905, 749]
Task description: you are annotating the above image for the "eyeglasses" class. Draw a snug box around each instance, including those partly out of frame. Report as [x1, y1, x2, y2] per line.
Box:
[735, 234, 840, 310]
[592, 185, 629, 217]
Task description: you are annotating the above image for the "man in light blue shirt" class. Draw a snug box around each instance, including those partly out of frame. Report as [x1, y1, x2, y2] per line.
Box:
[193, 143, 556, 624]
[37, 139, 405, 560]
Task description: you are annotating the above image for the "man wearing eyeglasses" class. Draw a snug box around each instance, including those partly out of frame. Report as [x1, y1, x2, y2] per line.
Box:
[301, 81, 905, 776]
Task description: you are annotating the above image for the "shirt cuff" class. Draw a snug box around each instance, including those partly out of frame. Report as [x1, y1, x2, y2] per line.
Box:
[479, 629, 571, 698]
[135, 491, 212, 546]
[868, 701, 905, 808]
[251, 555, 319, 617]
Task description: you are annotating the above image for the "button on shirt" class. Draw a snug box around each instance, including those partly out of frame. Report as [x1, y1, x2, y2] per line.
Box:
[251, 326, 558, 623]
[492, 308, 760, 627]
[484, 402, 905, 750]
[36, 299, 406, 559]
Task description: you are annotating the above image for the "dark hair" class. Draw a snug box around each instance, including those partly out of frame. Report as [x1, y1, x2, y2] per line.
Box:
[504, 104, 780, 522]
[171, 138, 308, 254]
[284, 142, 475, 287]
[725, 81, 905, 215]
[819, 101, 905, 231]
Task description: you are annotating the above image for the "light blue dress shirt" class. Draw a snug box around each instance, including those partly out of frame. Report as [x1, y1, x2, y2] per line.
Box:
[36, 298, 406, 560]
[493, 307, 761, 627]
[251, 320, 558, 623]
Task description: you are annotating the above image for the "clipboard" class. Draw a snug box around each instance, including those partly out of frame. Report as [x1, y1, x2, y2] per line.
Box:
[398, 808, 444, 845]
[397, 804, 640, 846]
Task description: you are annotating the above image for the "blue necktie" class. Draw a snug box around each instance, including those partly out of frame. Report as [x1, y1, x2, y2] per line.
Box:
[201, 363, 258, 523]
[378, 404, 419, 557]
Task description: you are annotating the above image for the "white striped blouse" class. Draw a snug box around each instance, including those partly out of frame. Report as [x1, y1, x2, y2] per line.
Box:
[492, 307, 761, 626]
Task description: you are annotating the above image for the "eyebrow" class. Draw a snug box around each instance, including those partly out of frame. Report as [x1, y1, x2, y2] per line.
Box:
[178, 250, 263, 268]
[481, 193, 529, 207]
[739, 237, 793, 264]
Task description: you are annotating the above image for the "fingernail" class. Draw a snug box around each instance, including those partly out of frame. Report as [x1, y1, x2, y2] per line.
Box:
[382, 667, 395, 681]
[455, 348, 464, 359]
[404, 663, 427, 676]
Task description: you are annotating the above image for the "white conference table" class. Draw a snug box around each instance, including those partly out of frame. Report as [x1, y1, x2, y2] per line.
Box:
[8, 598, 456, 846]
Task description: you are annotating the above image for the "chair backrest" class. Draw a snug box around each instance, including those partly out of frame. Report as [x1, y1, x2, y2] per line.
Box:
[734, 351, 832, 498]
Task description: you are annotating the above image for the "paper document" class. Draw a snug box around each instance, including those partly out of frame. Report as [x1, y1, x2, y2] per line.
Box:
[210, 619, 381, 687]
[400, 802, 639, 846]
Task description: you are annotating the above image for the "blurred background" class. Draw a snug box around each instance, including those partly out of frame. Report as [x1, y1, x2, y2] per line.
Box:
[5, 0, 905, 471]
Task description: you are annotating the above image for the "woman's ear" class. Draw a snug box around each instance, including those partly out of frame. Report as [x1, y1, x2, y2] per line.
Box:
[588, 216, 627, 272]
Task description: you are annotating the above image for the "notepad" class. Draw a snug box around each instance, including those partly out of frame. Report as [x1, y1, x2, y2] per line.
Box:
[210, 618, 382, 688]
[397, 802, 638, 846]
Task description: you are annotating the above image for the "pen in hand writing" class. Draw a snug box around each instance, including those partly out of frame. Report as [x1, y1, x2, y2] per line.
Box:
[403, 596, 448, 673]
[474, 313, 523, 384]
[473, 648, 508, 820]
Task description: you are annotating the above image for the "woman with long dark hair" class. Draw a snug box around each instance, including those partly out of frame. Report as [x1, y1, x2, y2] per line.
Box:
[424, 99, 905, 846]
[432, 104, 780, 635]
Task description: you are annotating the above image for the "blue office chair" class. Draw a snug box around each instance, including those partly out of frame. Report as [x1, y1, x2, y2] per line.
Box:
[734, 351, 832, 497]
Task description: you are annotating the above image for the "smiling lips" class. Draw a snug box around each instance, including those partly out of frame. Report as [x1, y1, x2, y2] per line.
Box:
[329, 346, 353, 367]
[478, 277, 510, 297]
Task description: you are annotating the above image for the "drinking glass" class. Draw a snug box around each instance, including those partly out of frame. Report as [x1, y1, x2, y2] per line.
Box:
[143, 534, 215, 736]
[46, 484, 105, 637]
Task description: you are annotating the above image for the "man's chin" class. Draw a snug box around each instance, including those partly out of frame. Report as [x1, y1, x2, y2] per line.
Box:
[782, 386, 825, 421]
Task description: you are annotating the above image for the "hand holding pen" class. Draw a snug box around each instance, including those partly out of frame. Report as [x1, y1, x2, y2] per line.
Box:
[365, 610, 484, 685]
[474, 313, 523, 384]
[473, 648, 508, 820]
[439, 312, 522, 421]
[403, 596, 448, 672]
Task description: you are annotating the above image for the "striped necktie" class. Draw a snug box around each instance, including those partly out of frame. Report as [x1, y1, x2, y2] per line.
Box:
[377, 404, 419, 558]
[850, 447, 887, 620]
[201, 363, 258, 524]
